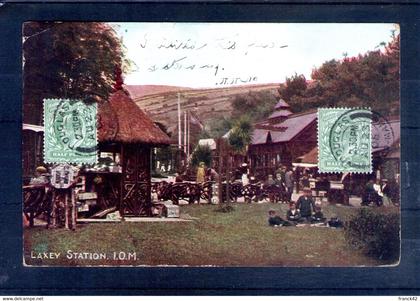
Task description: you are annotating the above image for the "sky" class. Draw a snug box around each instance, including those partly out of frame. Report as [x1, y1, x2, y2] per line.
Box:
[111, 23, 398, 88]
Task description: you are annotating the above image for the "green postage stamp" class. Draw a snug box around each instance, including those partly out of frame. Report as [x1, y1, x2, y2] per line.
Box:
[318, 108, 372, 173]
[44, 99, 97, 164]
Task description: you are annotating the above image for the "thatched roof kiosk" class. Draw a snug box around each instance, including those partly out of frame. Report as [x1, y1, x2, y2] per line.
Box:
[98, 89, 171, 145]
[96, 89, 171, 217]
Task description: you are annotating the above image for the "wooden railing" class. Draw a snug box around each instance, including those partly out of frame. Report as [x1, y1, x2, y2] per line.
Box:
[23, 185, 52, 227]
[151, 181, 289, 204]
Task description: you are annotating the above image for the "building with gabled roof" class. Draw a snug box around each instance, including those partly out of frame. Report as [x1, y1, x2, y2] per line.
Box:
[248, 99, 317, 178]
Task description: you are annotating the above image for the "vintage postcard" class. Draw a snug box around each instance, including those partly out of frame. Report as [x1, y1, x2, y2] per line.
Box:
[22, 22, 400, 266]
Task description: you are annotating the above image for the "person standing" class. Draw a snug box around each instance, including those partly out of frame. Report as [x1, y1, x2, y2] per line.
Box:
[295, 167, 301, 193]
[373, 178, 384, 206]
[196, 162, 206, 183]
[381, 179, 392, 207]
[241, 172, 249, 186]
[301, 171, 310, 188]
[296, 187, 316, 221]
[285, 167, 294, 202]
[362, 179, 375, 206]
[279, 165, 286, 183]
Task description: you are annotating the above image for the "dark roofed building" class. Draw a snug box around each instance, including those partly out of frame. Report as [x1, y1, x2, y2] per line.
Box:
[249, 99, 317, 178]
[266, 98, 294, 124]
[268, 110, 293, 121]
[293, 118, 400, 181]
[249, 96, 401, 181]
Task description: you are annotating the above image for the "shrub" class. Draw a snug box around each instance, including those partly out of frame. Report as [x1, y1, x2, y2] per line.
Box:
[344, 208, 400, 262]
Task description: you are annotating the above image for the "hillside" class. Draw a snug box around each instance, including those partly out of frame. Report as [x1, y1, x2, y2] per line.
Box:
[124, 85, 191, 99]
[125, 83, 282, 135]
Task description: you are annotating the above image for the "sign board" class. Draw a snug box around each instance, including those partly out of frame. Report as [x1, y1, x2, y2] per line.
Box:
[78, 192, 98, 200]
[50, 164, 78, 189]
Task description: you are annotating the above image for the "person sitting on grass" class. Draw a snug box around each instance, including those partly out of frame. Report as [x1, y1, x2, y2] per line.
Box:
[296, 187, 316, 221]
[286, 202, 303, 224]
[310, 205, 327, 224]
[328, 215, 344, 228]
[268, 209, 285, 227]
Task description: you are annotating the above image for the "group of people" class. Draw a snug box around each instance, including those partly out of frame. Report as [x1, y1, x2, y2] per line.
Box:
[264, 165, 295, 202]
[267, 186, 343, 228]
[195, 162, 299, 204]
[194, 161, 400, 208]
[362, 178, 399, 207]
[268, 187, 323, 226]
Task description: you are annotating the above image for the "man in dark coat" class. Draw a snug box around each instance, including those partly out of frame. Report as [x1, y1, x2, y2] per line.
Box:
[296, 187, 315, 221]
[276, 165, 286, 184]
[268, 209, 285, 227]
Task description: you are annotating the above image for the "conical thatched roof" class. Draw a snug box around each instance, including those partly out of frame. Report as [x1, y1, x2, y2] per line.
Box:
[98, 90, 171, 145]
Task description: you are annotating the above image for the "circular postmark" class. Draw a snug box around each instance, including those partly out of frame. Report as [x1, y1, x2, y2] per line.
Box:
[329, 109, 372, 170]
[328, 109, 395, 170]
[51, 99, 97, 154]
[370, 111, 395, 152]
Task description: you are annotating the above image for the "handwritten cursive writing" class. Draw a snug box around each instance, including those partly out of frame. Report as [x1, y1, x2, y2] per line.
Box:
[216, 76, 258, 86]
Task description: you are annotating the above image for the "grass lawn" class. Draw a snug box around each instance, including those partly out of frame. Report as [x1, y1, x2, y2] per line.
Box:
[24, 203, 398, 267]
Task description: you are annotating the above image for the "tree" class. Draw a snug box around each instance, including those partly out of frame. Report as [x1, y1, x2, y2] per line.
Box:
[228, 115, 253, 155]
[23, 22, 129, 124]
[191, 144, 212, 167]
[207, 116, 232, 138]
[278, 73, 307, 101]
[278, 32, 400, 117]
[220, 115, 254, 208]
[231, 90, 278, 123]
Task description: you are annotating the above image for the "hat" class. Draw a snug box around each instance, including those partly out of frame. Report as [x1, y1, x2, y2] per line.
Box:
[268, 208, 276, 214]
[241, 163, 248, 167]
[36, 166, 47, 173]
